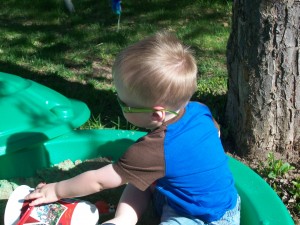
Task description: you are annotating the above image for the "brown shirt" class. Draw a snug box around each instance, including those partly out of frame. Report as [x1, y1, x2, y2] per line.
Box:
[112, 110, 184, 191]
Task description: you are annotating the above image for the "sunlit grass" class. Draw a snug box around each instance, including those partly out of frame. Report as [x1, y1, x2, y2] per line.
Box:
[0, 0, 232, 129]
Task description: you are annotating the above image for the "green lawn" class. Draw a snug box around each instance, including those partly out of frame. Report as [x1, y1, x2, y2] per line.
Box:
[0, 0, 231, 130]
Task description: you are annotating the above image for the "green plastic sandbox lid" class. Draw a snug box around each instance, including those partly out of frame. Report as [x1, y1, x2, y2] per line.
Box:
[0, 72, 91, 155]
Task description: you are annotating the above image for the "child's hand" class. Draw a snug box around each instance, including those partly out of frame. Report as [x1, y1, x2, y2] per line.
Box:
[25, 182, 60, 206]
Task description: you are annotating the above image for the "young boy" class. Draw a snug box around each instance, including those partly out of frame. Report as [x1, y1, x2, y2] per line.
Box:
[25, 31, 240, 225]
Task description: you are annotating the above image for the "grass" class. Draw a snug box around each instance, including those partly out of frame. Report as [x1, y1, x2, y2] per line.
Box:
[1, 0, 298, 223]
[0, 0, 231, 130]
[256, 153, 299, 221]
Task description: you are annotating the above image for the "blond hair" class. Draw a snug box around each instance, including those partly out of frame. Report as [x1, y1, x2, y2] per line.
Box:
[113, 31, 197, 110]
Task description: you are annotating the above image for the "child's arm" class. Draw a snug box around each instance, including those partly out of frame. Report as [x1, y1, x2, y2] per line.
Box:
[103, 184, 151, 225]
[25, 164, 124, 206]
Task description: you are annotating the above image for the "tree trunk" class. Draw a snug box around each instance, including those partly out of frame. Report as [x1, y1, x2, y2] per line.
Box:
[226, 0, 300, 161]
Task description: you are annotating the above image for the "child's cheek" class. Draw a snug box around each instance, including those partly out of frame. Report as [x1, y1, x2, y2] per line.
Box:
[123, 113, 152, 128]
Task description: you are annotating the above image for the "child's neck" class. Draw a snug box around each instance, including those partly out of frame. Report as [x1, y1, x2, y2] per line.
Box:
[164, 111, 179, 122]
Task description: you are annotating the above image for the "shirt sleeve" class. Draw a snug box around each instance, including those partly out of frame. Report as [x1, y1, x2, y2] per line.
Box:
[112, 130, 166, 191]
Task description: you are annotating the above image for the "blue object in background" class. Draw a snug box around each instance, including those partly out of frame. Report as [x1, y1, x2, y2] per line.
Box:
[112, 0, 121, 15]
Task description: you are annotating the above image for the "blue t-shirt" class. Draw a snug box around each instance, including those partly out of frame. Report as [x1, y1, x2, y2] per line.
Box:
[156, 102, 237, 222]
[113, 102, 238, 222]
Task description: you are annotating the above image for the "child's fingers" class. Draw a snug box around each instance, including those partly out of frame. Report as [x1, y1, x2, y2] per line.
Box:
[36, 182, 46, 189]
[29, 196, 46, 206]
[25, 191, 43, 200]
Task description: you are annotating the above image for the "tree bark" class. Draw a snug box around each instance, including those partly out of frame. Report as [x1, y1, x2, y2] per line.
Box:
[226, 0, 300, 161]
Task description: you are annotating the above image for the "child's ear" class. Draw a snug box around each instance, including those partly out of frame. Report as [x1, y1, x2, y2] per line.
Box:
[152, 107, 165, 122]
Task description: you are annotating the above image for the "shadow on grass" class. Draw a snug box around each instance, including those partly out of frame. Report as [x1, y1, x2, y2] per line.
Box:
[0, 0, 230, 129]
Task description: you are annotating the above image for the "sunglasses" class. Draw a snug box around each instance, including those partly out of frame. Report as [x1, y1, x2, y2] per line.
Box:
[117, 96, 178, 116]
